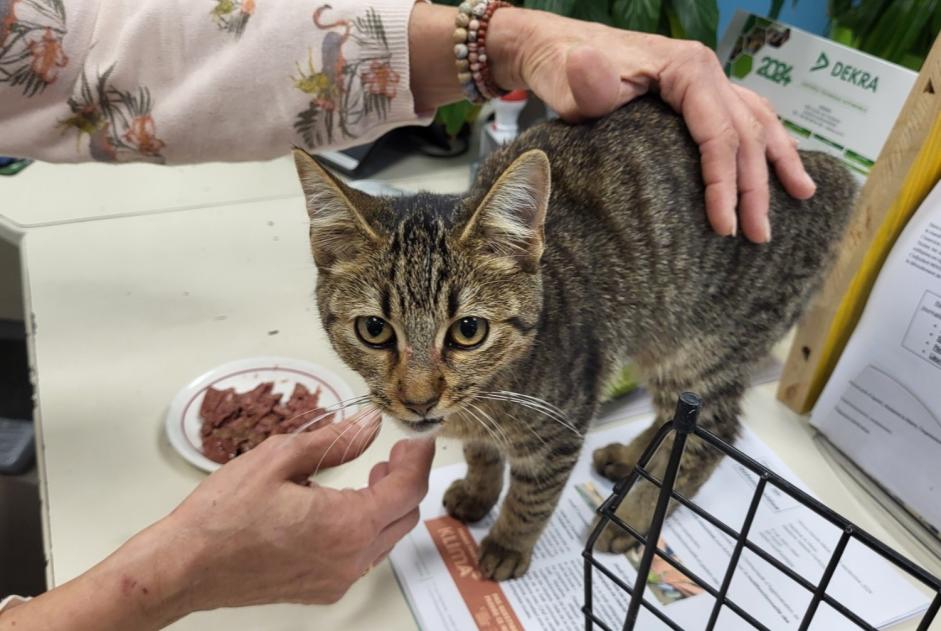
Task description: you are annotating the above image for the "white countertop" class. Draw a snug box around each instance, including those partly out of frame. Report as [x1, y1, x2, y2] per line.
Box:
[0, 151, 471, 229]
[10, 152, 940, 630]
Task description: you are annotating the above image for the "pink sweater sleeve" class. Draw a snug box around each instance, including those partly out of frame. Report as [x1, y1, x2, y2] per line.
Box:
[0, 0, 427, 164]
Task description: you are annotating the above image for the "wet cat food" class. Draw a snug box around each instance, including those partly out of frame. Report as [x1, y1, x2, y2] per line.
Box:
[199, 382, 332, 463]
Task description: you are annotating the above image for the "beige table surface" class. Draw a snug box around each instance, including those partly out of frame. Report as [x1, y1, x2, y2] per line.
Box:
[14, 155, 941, 630]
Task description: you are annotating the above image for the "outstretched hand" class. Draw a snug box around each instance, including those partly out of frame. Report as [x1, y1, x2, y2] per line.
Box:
[0, 416, 436, 631]
[167, 417, 435, 610]
[489, 9, 816, 243]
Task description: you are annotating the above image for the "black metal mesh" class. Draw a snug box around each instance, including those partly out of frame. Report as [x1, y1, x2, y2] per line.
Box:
[582, 392, 941, 631]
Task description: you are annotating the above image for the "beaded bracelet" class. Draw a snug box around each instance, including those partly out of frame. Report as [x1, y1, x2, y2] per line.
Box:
[453, 0, 511, 104]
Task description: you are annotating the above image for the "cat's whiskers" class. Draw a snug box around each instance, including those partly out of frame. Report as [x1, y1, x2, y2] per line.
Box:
[358, 417, 384, 459]
[487, 391, 576, 433]
[481, 399, 548, 450]
[288, 394, 372, 434]
[479, 396, 579, 438]
[310, 405, 380, 477]
[466, 398, 550, 486]
[465, 401, 511, 448]
[493, 390, 567, 417]
[460, 406, 502, 446]
[458, 408, 506, 449]
[476, 391, 581, 437]
[337, 404, 382, 465]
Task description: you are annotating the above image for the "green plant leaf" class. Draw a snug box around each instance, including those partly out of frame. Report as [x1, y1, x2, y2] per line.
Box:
[664, 5, 685, 39]
[572, 0, 612, 25]
[435, 101, 475, 137]
[523, 0, 576, 16]
[612, 0, 661, 33]
[769, 0, 785, 20]
[832, 0, 891, 39]
[828, 0, 854, 19]
[829, 24, 856, 47]
[665, 0, 719, 48]
[860, 0, 938, 64]
[899, 52, 925, 71]
[829, 0, 940, 68]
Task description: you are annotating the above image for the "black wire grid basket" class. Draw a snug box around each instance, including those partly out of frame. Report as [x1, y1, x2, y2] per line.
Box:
[583, 392, 941, 631]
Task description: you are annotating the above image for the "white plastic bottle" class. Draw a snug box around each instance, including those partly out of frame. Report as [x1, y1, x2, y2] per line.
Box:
[470, 89, 528, 183]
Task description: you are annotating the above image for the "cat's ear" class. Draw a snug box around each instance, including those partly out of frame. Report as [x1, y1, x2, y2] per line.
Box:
[460, 149, 550, 272]
[293, 148, 381, 269]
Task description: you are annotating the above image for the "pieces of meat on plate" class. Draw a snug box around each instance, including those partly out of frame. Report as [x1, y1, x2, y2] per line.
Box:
[198, 381, 333, 464]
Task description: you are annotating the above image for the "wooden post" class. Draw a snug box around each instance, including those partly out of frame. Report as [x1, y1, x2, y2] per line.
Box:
[777, 34, 941, 414]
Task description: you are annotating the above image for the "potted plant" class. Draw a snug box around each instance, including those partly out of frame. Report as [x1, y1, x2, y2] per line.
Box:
[828, 0, 941, 70]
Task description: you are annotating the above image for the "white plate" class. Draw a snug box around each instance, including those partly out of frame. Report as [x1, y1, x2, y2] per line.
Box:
[165, 356, 356, 473]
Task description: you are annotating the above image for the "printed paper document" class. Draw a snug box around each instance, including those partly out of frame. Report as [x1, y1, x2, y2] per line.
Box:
[813, 180, 941, 533]
[391, 418, 928, 630]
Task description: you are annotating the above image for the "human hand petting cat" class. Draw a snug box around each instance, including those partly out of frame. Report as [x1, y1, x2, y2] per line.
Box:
[0, 418, 435, 631]
[486, 8, 817, 243]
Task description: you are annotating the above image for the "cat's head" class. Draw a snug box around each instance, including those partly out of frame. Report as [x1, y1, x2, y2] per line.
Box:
[294, 148, 550, 434]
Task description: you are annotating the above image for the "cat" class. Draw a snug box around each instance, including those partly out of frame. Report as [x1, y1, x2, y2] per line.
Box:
[292, 96, 856, 581]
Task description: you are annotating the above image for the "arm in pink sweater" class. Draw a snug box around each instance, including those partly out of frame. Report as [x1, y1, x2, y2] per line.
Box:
[0, 0, 427, 163]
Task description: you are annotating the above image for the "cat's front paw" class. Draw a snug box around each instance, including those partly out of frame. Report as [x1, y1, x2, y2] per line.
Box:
[477, 536, 532, 581]
[444, 478, 497, 523]
[592, 515, 643, 554]
[592, 442, 635, 482]
[591, 487, 656, 553]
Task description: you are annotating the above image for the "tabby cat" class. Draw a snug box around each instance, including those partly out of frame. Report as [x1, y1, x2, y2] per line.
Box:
[293, 96, 856, 581]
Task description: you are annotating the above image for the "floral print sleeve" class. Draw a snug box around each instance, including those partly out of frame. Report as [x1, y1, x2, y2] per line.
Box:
[293, 6, 401, 147]
[1, 0, 68, 96]
[0, 0, 427, 163]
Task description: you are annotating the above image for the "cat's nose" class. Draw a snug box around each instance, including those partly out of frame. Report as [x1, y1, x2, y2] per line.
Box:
[404, 396, 439, 417]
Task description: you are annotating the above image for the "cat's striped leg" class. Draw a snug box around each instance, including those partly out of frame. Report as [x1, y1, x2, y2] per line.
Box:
[443, 440, 505, 523]
[594, 375, 744, 553]
[593, 420, 665, 482]
[477, 440, 583, 580]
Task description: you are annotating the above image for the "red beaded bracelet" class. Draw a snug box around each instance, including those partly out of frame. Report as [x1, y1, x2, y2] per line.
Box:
[453, 0, 511, 104]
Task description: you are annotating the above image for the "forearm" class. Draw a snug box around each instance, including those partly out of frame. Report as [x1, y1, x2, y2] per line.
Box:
[407, 2, 528, 113]
[0, 519, 196, 631]
[0, 0, 424, 164]
[408, 2, 463, 113]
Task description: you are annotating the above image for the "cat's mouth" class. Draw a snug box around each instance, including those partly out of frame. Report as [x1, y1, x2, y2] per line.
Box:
[407, 418, 444, 433]
[375, 400, 446, 433]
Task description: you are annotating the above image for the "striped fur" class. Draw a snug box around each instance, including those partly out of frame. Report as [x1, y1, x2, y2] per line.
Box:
[294, 96, 857, 580]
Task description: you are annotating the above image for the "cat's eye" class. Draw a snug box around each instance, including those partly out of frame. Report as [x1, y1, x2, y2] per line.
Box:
[355, 316, 395, 348]
[447, 317, 489, 349]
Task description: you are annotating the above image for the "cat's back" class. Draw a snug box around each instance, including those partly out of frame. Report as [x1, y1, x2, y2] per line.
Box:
[474, 96, 857, 349]
[486, 96, 856, 259]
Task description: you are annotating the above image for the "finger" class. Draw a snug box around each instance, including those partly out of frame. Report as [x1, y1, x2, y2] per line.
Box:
[722, 86, 770, 242]
[374, 507, 421, 554]
[686, 92, 740, 237]
[271, 410, 382, 479]
[733, 85, 815, 200]
[565, 45, 620, 119]
[368, 461, 390, 486]
[373, 548, 394, 567]
[357, 438, 435, 527]
[658, 45, 738, 237]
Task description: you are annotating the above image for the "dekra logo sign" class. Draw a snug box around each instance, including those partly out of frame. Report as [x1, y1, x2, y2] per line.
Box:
[810, 51, 879, 93]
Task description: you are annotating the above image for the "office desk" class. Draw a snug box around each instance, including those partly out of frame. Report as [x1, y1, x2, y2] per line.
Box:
[8, 154, 939, 629]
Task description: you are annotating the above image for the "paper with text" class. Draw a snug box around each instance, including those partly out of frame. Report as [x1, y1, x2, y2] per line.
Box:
[391, 419, 928, 630]
[813, 180, 941, 533]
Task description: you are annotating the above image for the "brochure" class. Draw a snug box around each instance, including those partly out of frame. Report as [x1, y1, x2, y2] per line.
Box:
[717, 12, 917, 181]
[391, 418, 929, 630]
[812, 180, 941, 534]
